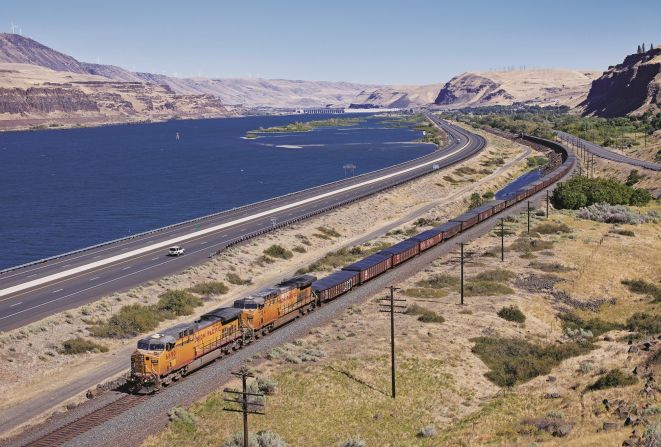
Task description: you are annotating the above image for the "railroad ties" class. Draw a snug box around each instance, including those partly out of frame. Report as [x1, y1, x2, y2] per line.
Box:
[25, 394, 147, 447]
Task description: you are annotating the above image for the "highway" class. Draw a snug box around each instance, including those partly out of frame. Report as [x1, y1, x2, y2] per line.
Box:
[0, 115, 486, 331]
[556, 130, 661, 171]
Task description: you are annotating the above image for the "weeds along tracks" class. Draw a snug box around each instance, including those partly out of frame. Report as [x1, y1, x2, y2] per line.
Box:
[22, 395, 148, 447]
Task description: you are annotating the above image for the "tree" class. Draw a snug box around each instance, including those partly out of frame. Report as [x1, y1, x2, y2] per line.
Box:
[637, 45, 642, 54]
[642, 43, 646, 52]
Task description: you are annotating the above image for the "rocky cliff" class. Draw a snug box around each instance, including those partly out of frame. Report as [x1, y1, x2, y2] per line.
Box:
[580, 47, 661, 117]
[434, 69, 598, 109]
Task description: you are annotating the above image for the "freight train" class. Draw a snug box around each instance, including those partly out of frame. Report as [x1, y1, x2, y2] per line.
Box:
[129, 135, 575, 393]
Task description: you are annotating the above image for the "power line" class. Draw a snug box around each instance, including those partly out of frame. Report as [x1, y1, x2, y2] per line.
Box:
[378, 286, 406, 399]
[223, 367, 265, 447]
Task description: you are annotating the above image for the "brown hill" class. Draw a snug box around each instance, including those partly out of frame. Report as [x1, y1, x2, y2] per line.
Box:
[580, 47, 661, 117]
[434, 69, 598, 109]
[348, 84, 443, 109]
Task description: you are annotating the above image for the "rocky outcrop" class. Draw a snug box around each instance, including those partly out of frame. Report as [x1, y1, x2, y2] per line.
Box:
[0, 87, 99, 114]
[434, 69, 597, 109]
[580, 47, 661, 117]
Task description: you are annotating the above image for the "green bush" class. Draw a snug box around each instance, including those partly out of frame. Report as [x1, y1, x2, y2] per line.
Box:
[89, 290, 202, 338]
[60, 337, 109, 355]
[497, 306, 526, 323]
[416, 274, 459, 289]
[188, 281, 229, 295]
[405, 304, 445, 323]
[621, 279, 661, 301]
[587, 369, 637, 391]
[626, 312, 661, 335]
[157, 290, 202, 317]
[316, 226, 341, 238]
[227, 273, 252, 285]
[88, 303, 161, 338]
[558, 311, 622, 337]
[472, 337, 594, 387]
[263, 244, 293, 260]
[551, 176, 652, 210]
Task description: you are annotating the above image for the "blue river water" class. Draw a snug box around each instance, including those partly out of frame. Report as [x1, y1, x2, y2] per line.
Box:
[0, 114, 434, 269]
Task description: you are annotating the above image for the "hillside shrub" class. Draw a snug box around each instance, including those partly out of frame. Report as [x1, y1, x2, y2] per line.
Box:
[406, 304, 444, 323]
[60, 337, 109, 355]
[577, 203, 658, 224]
[626, 312, 661, 335]
[533, 222, 572, 234]
[587, 369, 637, 391]
[621, 279, 661, 301]
[338, 437, 365, 447]
[551, 176, 652, 209]
[416, 274, 459, 289]
[227, 273, 253, 285]
[222, 431, 287, 447]
[471, 268, 515, 282]
[558, 311, 622, 337]
[472, 337, 593, 387]
[263, 244, 293, 260]
[497, 306, 526, 323]
[156, 290, 202, 317]
[188, 281, 228, 295]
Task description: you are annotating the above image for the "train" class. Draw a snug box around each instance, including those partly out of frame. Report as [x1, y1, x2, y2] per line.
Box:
[129, 135, 576, 393]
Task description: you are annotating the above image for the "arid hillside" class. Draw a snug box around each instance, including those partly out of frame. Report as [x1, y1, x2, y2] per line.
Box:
[349, 84, 443, 108]
[0, 62, 230, 130]
[580, 46, 661, 117]
[434, 69, 598, 109]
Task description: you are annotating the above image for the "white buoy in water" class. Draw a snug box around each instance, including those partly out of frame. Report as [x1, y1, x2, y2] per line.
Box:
[176, 132, 180, 141]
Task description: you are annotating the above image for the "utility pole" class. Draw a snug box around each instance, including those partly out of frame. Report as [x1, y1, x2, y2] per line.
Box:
[223, 367, 265, 447]
[460, 243, 464, 304]
[546, 190, 550, 219]
[500, 218, 505, 261]
[378, 286, 405, 399]
[527, 201, 531, 234]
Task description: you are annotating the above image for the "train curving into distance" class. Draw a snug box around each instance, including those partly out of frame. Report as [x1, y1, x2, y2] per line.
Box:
[129, 135, 576, 393]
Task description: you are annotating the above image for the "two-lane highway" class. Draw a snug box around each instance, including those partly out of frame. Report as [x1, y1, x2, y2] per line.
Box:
[556, 130, 661, 171]
[0, 116, 486, 331]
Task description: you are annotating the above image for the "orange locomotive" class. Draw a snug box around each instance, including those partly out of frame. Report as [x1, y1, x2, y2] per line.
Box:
[129, 275, 316, 392]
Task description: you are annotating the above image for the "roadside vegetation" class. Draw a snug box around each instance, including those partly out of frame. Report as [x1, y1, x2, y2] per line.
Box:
[497, 305, 526, 323]
[263, 244, 294, 260]
[551, 176, 652, 209]
[586, 368, 638, 391]
[445, 106, 661, 158]
[87, 290, 202, 338]
[297, 241, 390, 274]
[405, 304, 445, 323]
[188, 281, 229, 295]
[226, 273, 253, 286]
[59, 337, 109, 355]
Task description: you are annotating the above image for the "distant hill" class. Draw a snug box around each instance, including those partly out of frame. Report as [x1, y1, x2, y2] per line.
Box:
[349, 84, 443, 109]
[580, 46, 661, 117]
[0, 33, 375, 108]
[433, 69, 598, 109]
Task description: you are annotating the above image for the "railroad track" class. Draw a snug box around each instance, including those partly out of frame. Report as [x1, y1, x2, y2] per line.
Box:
[23, 395, 148, 447]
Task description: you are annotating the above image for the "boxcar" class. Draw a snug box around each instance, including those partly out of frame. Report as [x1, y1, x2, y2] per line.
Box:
[411, 227, 444, 251]
[312, 270, 359, 303]
[492, 199, 507, 214]
[471, 202, 496, 222]
[342, 253, 393, 284]
[435, 221, 461, 240]
[380, 239, 419, 266]
[449, 210, 480, 232]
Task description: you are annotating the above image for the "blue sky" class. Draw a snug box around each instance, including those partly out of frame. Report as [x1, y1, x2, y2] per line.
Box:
[3, 0, 660, 84]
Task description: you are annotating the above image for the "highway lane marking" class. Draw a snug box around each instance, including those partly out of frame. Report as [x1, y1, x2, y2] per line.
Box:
[9, 301, 22, 307]
[26, 274, 37, 278]
[0, 120, 474, 299]
[122, 266, 131, 270]
[151, 257, 160, 261]
[89, 277, 100, 282]
[52, 289, 63, 293]
[0, 239, 231, 323]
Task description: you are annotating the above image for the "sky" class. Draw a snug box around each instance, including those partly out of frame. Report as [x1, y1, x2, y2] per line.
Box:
[3, 0, 660, 85]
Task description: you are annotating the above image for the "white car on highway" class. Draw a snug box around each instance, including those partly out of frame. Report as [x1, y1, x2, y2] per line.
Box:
[168, 246, 185, 256]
